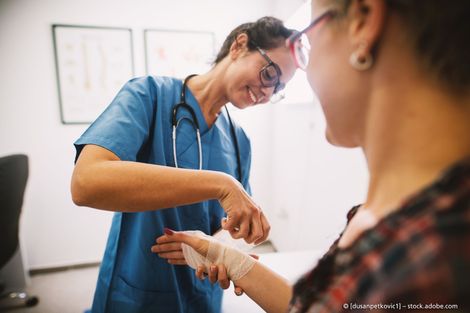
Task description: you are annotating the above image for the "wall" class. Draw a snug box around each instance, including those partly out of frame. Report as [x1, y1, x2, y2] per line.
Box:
[0, 0, 277, 270]
[0, 0, 369, 270]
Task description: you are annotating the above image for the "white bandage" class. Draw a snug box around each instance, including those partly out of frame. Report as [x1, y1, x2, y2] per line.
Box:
[181, 230, 256, 281]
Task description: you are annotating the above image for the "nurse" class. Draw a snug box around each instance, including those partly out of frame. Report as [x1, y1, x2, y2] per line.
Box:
[71, 16, 297, 313]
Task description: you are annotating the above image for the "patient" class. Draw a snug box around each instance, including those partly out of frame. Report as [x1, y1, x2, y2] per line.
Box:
[152, 0, 470, 311]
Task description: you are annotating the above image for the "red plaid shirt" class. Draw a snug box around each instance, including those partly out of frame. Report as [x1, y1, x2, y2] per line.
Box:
[289, 157, 470, 313]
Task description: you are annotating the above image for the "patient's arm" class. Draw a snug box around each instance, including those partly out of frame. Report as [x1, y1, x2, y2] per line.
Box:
[232, 261, 293, 313]
[152, 230, 292, 313]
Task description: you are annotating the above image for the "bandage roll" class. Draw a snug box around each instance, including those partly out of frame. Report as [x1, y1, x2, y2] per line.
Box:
[181, 230, 256, 281]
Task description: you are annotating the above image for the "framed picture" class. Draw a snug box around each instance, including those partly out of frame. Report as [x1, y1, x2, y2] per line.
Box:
[144, 29, 215, 79]
[52, 25, 134, 124]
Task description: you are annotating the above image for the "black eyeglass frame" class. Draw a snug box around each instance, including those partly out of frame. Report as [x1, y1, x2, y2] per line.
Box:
[287, 10, 337, 70]
[251, 43, 285, 94]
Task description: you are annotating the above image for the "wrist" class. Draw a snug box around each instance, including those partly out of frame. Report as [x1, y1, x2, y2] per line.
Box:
[207, 170, 237, 200]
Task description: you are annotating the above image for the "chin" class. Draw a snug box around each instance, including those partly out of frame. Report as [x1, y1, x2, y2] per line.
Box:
[230, 99, 251, 110]
[325, 128, 358, 148]
[325, 130, 339, 146]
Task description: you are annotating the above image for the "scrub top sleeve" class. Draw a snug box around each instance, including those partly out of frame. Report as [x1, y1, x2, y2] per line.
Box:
[74, 77, 156, 163]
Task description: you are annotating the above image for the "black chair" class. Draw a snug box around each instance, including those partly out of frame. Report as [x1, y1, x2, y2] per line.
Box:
[0, 154, 38, 309]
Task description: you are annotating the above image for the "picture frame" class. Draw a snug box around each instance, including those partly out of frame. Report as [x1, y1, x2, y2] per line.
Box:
[52, 24, 134, 124]
[144, 29, 215, 79]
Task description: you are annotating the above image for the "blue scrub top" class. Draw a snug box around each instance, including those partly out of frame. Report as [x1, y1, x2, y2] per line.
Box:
[74, 76, 252, 313]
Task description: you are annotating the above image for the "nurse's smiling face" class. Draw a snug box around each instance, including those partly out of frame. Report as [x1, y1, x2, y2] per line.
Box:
[224, 34, 296, 109]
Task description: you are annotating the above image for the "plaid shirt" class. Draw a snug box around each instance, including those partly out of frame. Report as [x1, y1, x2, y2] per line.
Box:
[289, 157, 470, 313]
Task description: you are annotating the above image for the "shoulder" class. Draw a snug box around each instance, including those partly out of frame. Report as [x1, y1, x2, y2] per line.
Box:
[124, 75, 181, 94]
[365, 250, 469, 307]
[361, 207, 470, 307]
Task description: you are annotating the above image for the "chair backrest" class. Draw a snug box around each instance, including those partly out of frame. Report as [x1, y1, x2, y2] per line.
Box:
[0, 154, 28, 269]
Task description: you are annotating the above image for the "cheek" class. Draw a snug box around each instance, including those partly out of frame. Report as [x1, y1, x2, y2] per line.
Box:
[306, 49, 363, 147]
[306, 49, 334, 105]
[225, 79, 251, 109]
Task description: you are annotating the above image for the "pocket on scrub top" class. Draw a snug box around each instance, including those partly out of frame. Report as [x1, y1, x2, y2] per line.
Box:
[109, 275, 179, 313]
[176, 141, 200, 170]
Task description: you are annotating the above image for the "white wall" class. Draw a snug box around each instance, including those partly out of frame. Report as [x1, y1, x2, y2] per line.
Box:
[0, 0, 369, 270]
[267, 100, 369, 252]
[0, 0, 281, 270]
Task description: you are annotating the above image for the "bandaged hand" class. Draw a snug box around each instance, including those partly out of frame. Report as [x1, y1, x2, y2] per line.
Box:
[152, 228, 257, 282]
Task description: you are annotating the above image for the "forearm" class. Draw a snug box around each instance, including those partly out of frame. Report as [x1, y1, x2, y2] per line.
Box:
[234, 262, 292, 313]
[71, 149, 232, 212]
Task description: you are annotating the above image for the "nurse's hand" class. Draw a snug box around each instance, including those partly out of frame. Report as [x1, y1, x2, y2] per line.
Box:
[219, 178, 270, 244]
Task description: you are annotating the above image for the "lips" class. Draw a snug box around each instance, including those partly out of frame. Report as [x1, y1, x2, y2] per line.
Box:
[247, 87, 258, 104]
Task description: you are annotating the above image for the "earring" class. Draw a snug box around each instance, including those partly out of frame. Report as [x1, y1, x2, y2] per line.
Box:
[349, 44, 373, 71]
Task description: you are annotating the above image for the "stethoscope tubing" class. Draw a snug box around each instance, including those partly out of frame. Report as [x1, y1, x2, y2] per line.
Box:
[172, 74, 242, 182]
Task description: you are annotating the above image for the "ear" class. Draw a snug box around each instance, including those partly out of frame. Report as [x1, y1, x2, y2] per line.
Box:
[228, 33, 249, 60]
[347, 0, 386, 56]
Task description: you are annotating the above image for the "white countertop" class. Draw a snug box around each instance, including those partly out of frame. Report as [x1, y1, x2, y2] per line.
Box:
[222, 249, 324, 313]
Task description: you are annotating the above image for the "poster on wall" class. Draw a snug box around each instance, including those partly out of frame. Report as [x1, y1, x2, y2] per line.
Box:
[144, 29, 215, 79]
[52, 25, 134, 124]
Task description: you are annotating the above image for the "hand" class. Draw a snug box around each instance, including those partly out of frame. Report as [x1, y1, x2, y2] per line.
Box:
[194, 254, 260, 296]
[219, 177, 271, 244]
[151, 229, 257, 296]
[150, 239, 186, 265]
[150, 228, 225, 265]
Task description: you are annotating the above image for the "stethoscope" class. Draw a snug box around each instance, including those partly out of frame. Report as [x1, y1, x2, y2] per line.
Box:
[171, 74, 242, 182]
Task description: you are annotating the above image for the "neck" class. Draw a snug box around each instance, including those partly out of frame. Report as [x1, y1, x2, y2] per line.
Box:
[362, 71, 470, 219]
[186, 62, 230, 127]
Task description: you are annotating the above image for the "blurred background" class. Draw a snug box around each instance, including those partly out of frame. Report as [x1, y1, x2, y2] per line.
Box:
[0, 0, 368, 311]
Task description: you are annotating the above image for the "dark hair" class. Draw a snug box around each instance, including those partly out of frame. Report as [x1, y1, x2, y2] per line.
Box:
[213, 16, 295, 64]
[335, 0, 470, 93]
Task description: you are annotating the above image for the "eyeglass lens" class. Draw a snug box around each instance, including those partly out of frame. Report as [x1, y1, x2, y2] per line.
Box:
[260, 65, 279, 87]
[295, 34, 310, 69]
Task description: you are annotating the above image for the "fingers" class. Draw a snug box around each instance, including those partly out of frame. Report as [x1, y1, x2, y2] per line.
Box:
[156, 251, 184, 259]
[223, 212, 261, 243]
[233, 218, 250, 240]
[151, 243, 186, 265]
[196, 266, 206, 280]
[167, 259, 187, 265]
[219, 187, 269, 243]
[234, 284, 244, 296]
[151, 242, 182, 253]
[254, 212, 271, 245]
[197, 264, 230, 289]
[222, 214, 239, 233]
[153, 229, 209, 257]
[217, 264, 230, 289]
[245, 209, 263, 244]
[208, 265, 218, 284]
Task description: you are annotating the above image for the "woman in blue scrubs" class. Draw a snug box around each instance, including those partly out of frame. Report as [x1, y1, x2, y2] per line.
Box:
[71, 16, 297, 313]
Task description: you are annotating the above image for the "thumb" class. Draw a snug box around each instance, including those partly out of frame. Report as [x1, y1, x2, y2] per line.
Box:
[164, 228, 209, 257]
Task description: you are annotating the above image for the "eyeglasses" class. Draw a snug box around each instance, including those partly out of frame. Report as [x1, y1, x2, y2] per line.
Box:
[252, 44, 285, 94]
[287, 10, 337, 70]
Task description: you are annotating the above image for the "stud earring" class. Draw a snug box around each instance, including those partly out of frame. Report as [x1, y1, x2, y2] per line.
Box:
[349, 42, 373, 71]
